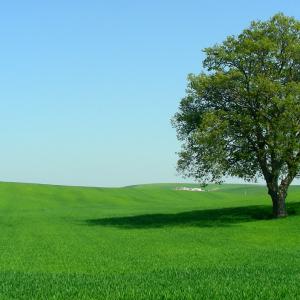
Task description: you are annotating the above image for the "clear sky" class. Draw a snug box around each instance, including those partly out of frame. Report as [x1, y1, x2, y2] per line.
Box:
[0, 1, 299, 187]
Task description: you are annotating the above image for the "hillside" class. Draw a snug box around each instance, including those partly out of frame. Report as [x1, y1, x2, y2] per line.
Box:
[0, 182, 299, 299]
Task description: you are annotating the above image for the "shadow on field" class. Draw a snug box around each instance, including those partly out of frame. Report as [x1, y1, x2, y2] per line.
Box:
[84, 202, 299, 229]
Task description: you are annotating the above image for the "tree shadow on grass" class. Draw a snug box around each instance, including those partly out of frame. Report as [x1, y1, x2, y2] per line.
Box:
[85, 202, 300, 229]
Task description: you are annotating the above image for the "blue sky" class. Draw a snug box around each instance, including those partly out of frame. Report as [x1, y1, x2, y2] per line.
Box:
[0, 1, 299, 187]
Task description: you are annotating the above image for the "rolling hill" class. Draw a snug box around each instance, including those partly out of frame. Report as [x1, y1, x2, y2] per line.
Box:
[0, 182, 299, 299]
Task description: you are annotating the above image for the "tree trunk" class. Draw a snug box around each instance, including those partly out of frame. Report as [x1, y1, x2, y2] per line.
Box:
[271, 193, 287, 218]
[262, 162, 294, 218]
[267, 181, 288, 218]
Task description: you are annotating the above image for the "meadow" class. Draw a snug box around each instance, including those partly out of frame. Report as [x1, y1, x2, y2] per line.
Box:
[0, 182, 299, 299]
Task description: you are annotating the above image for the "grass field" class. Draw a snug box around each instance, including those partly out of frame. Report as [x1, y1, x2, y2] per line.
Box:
[0, 182, 300, 299]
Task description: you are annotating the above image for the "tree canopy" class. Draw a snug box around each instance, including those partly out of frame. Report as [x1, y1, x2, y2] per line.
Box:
[172, 13, 300, 217]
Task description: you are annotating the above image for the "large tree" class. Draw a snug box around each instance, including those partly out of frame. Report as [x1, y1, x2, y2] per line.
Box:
[172, 13, 300, 218]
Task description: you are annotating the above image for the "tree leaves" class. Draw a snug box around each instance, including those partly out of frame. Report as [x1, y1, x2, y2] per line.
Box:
[172, 13, 300, 188]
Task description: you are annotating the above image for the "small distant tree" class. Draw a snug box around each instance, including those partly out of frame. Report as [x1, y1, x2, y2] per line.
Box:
[172, 13, 300, 218]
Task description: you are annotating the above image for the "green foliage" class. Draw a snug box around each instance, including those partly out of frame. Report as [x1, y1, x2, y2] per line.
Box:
[172, 14, 300, 190]
[0, 182, 300, 299]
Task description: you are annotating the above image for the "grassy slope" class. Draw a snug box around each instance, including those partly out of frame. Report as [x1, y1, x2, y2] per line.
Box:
[0, 182, 299, 299]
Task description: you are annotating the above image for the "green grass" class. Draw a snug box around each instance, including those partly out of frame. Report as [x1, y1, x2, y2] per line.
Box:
[0, 182, 300, 299]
